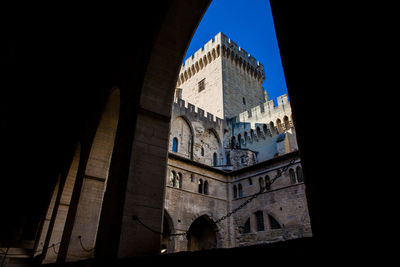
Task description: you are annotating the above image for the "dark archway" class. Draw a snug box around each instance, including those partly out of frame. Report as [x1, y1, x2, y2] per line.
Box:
[161, 210, 175, 254]
[187, 215, 218, 251]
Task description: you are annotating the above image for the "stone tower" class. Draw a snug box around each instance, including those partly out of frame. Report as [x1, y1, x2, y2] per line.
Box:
[176, 32, 266, 119]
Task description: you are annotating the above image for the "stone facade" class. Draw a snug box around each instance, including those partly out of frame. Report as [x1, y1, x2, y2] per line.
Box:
[176, 32, 265, 119]
[164, 33, 311, 253]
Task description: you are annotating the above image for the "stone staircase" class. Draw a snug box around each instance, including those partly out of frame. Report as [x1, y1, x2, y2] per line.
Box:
[0, 241, 35, 267]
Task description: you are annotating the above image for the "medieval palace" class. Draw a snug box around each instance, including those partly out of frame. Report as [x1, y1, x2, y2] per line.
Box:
[163, 32, 312, 252]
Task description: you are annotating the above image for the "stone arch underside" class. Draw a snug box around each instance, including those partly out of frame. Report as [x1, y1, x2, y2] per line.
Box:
[170, 116, 194, 158]
[187, 215, 218, 251]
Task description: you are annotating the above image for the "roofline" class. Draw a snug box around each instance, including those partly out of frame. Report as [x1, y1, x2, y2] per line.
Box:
[168, 150, 300, 176]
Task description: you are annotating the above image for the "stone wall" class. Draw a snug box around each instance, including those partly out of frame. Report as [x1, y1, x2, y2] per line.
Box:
[170, 98, 226, 167]
[165, 156, 231, 251]
[176, 34, 224, 118]
[176, 32, 266, 119]
[221, 47, 265, 118]
[230, 153, 312, 247]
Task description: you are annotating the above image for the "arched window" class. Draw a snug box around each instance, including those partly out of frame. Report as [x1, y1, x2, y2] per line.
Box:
[201, 147, 205, 156]
[213, 152, 218, 167]
[242, 97, 246, 105]
[238, 183, 243, 198]
[265, 175, 271, 191]
[255, 211, 264, 231]
[268, 214, 281, 230]
[256, 127, 261, 137]
[250, 129, 255, 141]
[226, 151, 231, 165]
[248, 177, 253, 185]
[259, 177, 264, 192]
[172, 137, 178, 152]
[283, 115, 290, 129]
[296, 167, 304, 183]
[198, 179, 203, 193]
[276, 119, 282, 133]
[177, 172, 183, 189]
[269, 122, 275, 135]
[263, 124, 268, 135]
[170, 170, 176, 187]
[289, 168, 296, 184]
[231, 136, 236, 148]
[190, 174, 194, 183]
[233, 185, 237, 199]
[243, 218, 251, 234]
[204, 181, 209, 195]
[188, 135, 193, 160]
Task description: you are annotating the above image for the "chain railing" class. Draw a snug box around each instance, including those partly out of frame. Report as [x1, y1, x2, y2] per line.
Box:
[132, 158, 297, 237]
[0, 158, 298, 258]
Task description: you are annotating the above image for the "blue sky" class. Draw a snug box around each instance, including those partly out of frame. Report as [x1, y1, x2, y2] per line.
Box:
[184, 0, 287, 103]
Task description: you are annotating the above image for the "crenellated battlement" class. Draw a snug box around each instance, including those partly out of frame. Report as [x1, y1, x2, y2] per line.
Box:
[172, 97, 224, 128]
[177, 32, 265, 87]
[237, 94, 291, 123]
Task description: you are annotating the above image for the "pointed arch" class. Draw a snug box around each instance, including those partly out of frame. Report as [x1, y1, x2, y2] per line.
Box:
[187, 215, 218, 251]
[170, 116, 194, 158]
[38, 143, 82, 263]
[161, 209, 175, 253]
[63, 87, 120, 261]
[205, 128, 221, 146]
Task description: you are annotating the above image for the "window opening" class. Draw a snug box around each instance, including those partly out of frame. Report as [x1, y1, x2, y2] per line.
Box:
[265, 175, 271, 191]
[198, 78, 205, 92]
[296, 167, 304, 182]
[213, 152, 218, 167]
[198, 179, 203, 194]
[238, 183, 243, 198]
[255, 211, 264, 231]
[289, 169, 296, 184]
[204, 181, 209, 195]
[243, 219, 251, 233]
[172, 137, 178, 152]
[268, 214, 281, 229]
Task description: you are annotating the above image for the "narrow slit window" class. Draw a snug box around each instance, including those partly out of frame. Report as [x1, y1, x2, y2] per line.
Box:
[172, 137, 178, 152]
[198, 78, 205, 92]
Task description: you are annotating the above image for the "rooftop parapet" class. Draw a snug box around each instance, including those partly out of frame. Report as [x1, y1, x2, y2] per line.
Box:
[220, 32, 264, 72]
[177, 32, 265, 86]
[172, 98, 224, 127]
[238, 94, 290, 122]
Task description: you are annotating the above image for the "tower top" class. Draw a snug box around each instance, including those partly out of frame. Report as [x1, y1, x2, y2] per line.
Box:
[177, 32, 265, 87]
